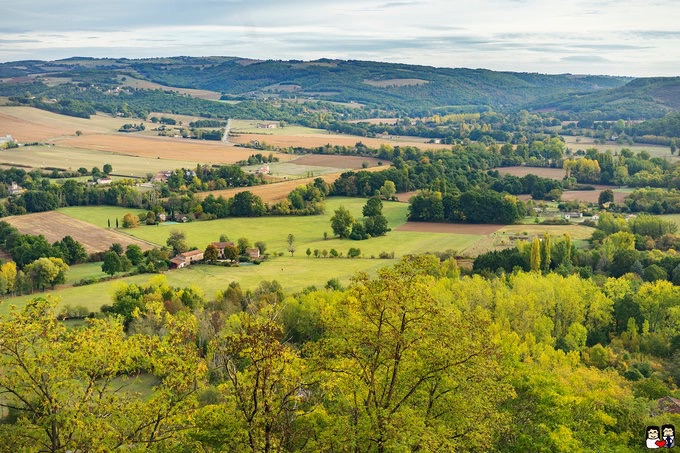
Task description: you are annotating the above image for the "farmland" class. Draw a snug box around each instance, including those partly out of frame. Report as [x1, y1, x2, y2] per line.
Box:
[0, 196, 494, 313]
[194, 165, 389, 203]
[3, 211, 154, 253]
[563, 135, 677, 160]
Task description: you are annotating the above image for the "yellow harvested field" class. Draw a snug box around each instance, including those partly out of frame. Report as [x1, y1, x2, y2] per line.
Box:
[0, 106, 131, 142]
[57, 134, 292, 164]
[230, 132, 451, 151]
[3, 211, 155, 254]
[496, 166, 566, 179]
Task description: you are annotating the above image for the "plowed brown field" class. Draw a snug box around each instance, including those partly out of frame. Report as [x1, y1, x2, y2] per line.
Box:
[4, 211, 155, 254]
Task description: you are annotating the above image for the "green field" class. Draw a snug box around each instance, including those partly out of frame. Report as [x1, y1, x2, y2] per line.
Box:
[59, 206, 148, 230]
[0, 197, 485, 314]
[60, 197, 481, 256]
[563, 135, 676, 161]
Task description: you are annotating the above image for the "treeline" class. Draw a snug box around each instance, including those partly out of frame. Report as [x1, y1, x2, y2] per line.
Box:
[169, 179, 330, 221]
[474, 212, 680, 286]
[1, 255, 677, 451]
[408, 189, 525, 224]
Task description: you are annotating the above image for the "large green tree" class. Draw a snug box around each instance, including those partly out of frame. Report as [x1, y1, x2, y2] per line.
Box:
[313, 255, 510, 451]
[330, 206, 354, 239]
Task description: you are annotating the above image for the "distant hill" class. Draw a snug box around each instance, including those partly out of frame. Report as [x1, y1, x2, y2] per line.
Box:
[0, 56, 635, 117]
[3, 56, 679, 120]
[531, 77, 680, 120]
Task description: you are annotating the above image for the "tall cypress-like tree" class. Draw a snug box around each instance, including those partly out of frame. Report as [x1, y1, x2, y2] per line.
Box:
[541, 232, 551, 272]
[530, 237, 541, 272]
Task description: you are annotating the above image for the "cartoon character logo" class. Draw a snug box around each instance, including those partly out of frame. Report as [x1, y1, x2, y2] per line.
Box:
[648, 425, 676, 449]
[648, 426, 665, 449]
[662, 425, 675, 449]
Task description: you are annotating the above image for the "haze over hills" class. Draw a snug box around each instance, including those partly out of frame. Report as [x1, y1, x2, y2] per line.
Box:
[0, 56, 678, 119]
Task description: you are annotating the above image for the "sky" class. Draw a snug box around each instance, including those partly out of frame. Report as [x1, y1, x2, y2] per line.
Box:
[1, 0, 679, 77]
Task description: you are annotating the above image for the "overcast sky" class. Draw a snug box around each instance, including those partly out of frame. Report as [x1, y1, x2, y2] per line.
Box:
[1, 0, 679, 76]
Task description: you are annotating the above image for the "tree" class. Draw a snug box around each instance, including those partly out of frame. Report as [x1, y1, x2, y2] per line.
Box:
[122, 213, 140, 228]
[208, 314, 310, 452]
[306, 247, 312, 257]
[330, 206, 354, 238]
[223, 245, 239, 261]
[530, 237, 541, 272]
[254, 241, 267, 255]
[362, 197, 383, 217]
[146, 211, 156, 225]
[347, 247, 361, 258]
[103, 163, 113, 174]
[24, 257, 68, 291]
[229, 191, 265, 217]
[379, 180, 396, 200]
[53, 236, 87, 265]
[364, 214, 390, 237]
[102, 251, 122, 276]
[541, 232, 551, 272]
[0, 296, 206, 451]
[167, 230, 188, 255]
[237, 237, 251, 256]
[125, 244, 144, 265]
[204, 244, 219, 262]
[287, 233, 296, 256]
[314, 256, 509, 451]
[598, 189, 614, 207]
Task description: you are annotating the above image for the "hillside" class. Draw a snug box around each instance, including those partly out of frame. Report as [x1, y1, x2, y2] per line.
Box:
[532, 76, 680, 120]
[0, 56, 632, 117]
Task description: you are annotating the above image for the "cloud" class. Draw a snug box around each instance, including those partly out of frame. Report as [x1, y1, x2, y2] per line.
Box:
[1, 0, 679, 76]
[561, 55, 611, 63]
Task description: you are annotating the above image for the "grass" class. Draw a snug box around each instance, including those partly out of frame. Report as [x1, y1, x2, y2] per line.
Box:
[60, 197, 480, 256]
[65, 262, 108, 284]
[563, 135, 677, 161]
[59, 206, 148, 231]
[1, 197, 485, 314]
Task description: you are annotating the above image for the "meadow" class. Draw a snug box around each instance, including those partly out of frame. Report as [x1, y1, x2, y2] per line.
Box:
[563, 135, 676, 161]
[60, 197, 482, 256]
[0, 197, 492, 314]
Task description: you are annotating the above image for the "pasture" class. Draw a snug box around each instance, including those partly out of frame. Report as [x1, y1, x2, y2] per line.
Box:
[4, 211, 154, 254]
[496, 166, 566, 180]
[563, 135, 676, 161]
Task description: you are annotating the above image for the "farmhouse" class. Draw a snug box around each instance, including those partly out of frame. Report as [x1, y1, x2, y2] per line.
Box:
[563, 212, 582, 219]
[8, 182, 24, 196]
[257, 122, 277, 129]
[170, 249, 205, 269]
[211, 241, 236, 259]
[0, 134, 15, 146]
[246, 248, 261, 259]
[97, 177, 113, 185]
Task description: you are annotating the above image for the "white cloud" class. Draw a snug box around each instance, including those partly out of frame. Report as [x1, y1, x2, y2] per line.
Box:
[0, 0, 678, 76]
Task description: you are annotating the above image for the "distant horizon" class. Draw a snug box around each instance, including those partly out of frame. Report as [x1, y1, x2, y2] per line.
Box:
[2, 0, 679, 78]
[0, 54, 645, 79]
